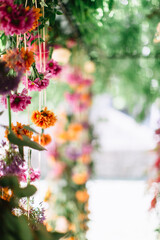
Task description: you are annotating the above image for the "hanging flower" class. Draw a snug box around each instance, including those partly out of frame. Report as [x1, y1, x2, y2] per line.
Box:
[5, 122, 33, 140]
[33, 134, 52, 146]
[3, 49, 25, 72]
[28, 6, 42, 31]
[31, 107, 57, 129]
[0, 1, 34, 35]
[20, 47, 35, 70]
[46, 60, 62, 77]
[0, 145, 26, 181]
[23, 72, 50, 91]
[0, 61, 21, 95]
[29, 168, 40, 182]
[75, 190, 89, 203]
[1, 89, 31, 112]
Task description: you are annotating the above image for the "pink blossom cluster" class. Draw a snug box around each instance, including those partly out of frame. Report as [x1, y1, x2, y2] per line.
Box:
[1, 88, 31, 112]
[65, 92, 89, 112]
[46, 60, 62, 77]
[66, 72, 92, 87]
[0, 0, 34, 35]
[23, 72, 51, 92]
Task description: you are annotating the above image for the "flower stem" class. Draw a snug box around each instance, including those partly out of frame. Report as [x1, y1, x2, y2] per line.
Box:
[7, 95, 12, 133]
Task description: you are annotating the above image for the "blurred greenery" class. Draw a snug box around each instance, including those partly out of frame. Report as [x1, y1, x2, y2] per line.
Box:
[44, 0, 160, 120]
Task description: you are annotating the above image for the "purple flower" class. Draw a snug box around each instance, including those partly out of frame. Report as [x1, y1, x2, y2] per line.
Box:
[66, 147, 81, 161]
[0, 61, 21, 95]
[0, 146, 26, 181]
[1, 88, 32, 112]
[46, 60, 62, 77]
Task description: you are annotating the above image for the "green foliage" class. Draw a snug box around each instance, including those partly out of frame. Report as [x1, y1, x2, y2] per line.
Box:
[0, 176, 65, 240]
[8, 130, 46, 151]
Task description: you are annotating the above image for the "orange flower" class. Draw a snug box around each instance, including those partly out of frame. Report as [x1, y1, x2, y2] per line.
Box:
[0, 187, 13, 202]
[72, 172, 88, 185]
[44, 188, 52, 202]
[75, 190, 89, 203]
[29, 7, 42, 31]
[21, 47, 35, 70]
[31, 107, 57, 129]
[33, 133, 52, 146]
[68, 123, 83, 133]
[5, 122, 33, 140]
[78, 154, 91, 164]
[44, 222, 53, 232]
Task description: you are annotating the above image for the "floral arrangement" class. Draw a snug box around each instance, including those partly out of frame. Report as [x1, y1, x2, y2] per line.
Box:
[0, 1, 67, 239]
[44, 65, 96, 240]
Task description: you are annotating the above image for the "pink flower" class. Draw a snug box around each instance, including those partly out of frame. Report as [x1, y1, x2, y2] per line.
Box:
[29, 168, 40, 182]
[0, 1, 34, 35]
[65, 92, 81, 103]
[46, 60, 62, 77]
[82, 144, 93, 155]
[23, 72, 50, 91]
[67, 73, 83, 85]
[1, 88, 32, 112]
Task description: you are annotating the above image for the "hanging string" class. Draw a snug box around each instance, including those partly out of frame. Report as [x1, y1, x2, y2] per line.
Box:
[42, 6, 47, 106]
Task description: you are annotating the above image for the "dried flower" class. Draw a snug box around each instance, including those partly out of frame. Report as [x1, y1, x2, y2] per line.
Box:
[31, 107, 57, 129]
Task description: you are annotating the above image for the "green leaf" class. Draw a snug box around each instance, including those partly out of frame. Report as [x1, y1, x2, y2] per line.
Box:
[0, 111, 3, 116]
[8, 131, 46, 151]
[15, 184, 37, 198]
[23, 125, 39, 135]
[0, 176, 19, 189]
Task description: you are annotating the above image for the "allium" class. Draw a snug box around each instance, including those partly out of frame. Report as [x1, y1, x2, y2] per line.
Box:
[46, 60, 62, 77]
[1, 88, 32, 112]
[0, 61, 21, 95]
[0, 1, 34, 35]
[23, 72, 50, 91]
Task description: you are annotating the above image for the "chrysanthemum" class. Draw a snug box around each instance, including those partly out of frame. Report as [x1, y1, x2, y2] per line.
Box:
[33, 134, 52, 146]
[31, 107, 57, 129]
[20, 47, 35, 70]
[46, 60, 62, 77]
[23, 72, 50, 91]
[28, 7, 42, 31]
[3, 49, 25, 72]
[0, 61, 21, 95]
[0, 1, 34, 35]
[1, 88, 32, 112]
[5, 122, 33, 140]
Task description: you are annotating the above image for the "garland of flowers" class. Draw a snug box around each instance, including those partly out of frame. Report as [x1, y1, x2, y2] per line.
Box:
[0, 1, 66, 239]
[44, 62, 96, 240]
